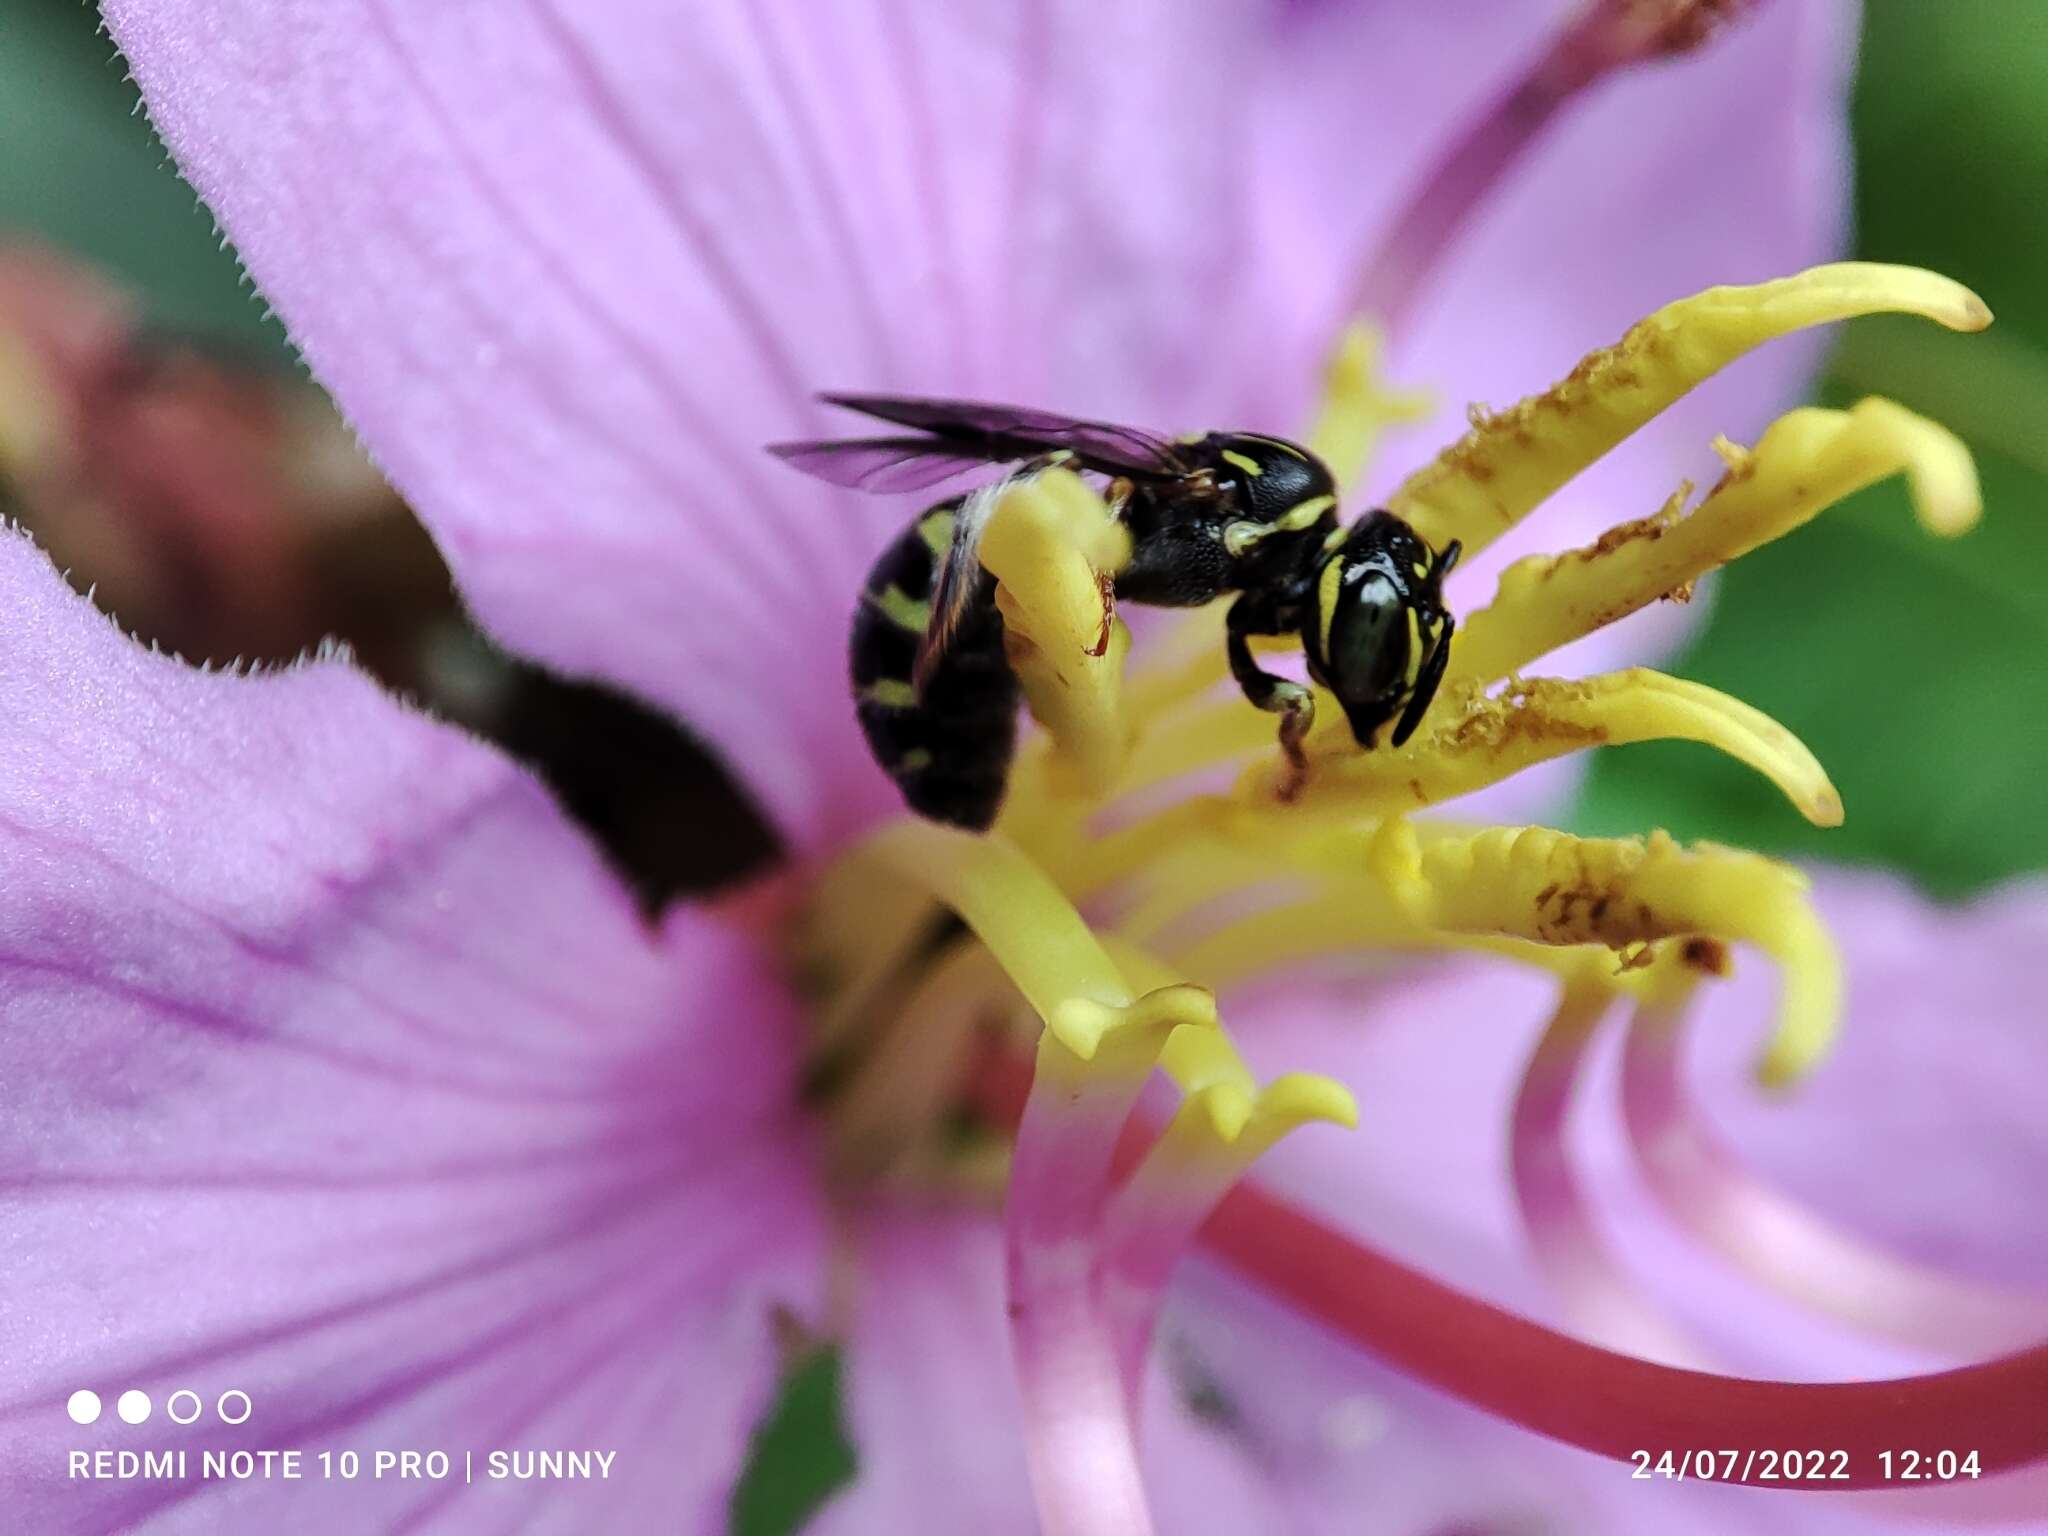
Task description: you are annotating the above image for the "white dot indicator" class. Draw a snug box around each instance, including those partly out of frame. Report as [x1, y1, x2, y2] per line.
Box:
[216, 1390, 251, 1425]
[117, 1390, 152, 1425]
[167, 1390, 202, 1426]
[66, 1390, 102, 1425]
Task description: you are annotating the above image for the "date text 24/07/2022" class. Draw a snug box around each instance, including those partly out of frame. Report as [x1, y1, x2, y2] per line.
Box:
[1629, 1449, 1983, 1483]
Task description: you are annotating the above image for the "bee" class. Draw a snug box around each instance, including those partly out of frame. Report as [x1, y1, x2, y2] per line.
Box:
[771, 394, 1461, 830]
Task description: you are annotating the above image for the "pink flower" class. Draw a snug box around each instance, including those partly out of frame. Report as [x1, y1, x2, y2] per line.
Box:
[6, 2, 2042, 1533]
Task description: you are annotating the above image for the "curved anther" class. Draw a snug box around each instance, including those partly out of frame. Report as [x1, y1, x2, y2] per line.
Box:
[1244, 669, 1840, 828]
[1449, 397, 1982, 684]
[1368, 821, 1838, 1084]
[1389, 263, 1990, 558]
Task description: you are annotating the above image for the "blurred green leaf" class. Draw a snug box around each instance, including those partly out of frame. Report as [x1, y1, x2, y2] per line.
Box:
[0, 0, 284, 353]
[1573, 0, 2048, 895]
[1851, 0, 2048, 342]
[730, 1349, 856, 1536]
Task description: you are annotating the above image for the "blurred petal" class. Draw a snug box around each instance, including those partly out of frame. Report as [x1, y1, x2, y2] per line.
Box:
[806, 1211, 1031, 1533]
[1148, 1261, 1911, 1536]
[103, 0, 1853, 848]
[819, 1211, 1884, 1534]
[1274, 0, 1856, 631]
[1228, 865, 2048, 1380]
[1671, 869, 2048, 1289]
[809, 1208, 1451, 1536]
[0, 531, 825, 1529]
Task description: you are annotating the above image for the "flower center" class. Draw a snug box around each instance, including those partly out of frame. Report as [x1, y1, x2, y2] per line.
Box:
[790, 262, 1989, 1199]
[773, 258, 1988, 1536]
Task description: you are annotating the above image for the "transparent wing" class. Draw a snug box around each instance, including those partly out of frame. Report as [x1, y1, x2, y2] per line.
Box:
[817, 393, 1189, 480]
[768, 436, 1004, 494]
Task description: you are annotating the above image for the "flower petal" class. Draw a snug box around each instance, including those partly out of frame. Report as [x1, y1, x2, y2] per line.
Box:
[1148, 1260, 1927, 1536]
[1665, 868, 2048, 1290]
[0, 530, 825, 1528]
[804, 1211, 1032, 1534]
[103, 0, 1853, 849]
[817, 1210, 1883, 1534]
[99, 0, 1304, 850]
[1227, 865, 2048, 1379]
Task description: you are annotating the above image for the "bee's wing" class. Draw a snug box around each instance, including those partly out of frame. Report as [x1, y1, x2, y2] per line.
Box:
[767, 435, 1017, 495]
[913, 478, 1009, 692]
[817, 393, 1189, 481]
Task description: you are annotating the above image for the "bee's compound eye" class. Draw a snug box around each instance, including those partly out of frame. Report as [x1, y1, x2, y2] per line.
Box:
[1327, 572, 1414, 701]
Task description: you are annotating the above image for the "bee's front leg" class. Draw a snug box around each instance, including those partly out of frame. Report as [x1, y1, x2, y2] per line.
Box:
[1226, 595, 1314, 800]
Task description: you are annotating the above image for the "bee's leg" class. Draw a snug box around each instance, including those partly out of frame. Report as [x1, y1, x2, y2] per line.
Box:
[1090, 570, 1117, 656]
[1074, 478, 1149, 654]
[1226, 595, 1314, 800]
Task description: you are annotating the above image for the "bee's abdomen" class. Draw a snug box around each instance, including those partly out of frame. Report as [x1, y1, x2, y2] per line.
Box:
[849, 500, 1020, 831]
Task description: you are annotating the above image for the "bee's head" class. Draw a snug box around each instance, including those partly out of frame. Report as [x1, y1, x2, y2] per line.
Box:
[1303, 513, 1461, 748]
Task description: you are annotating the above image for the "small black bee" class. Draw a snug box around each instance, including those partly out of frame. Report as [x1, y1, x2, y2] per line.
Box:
[771, 394, 1461, 830]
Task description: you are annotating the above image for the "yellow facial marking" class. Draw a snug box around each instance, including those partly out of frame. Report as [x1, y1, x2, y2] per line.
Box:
[1221, 449, 1264, 477]
[898, 748, 934, 772]
[1316, 556, 1346, 660]
[1403, 606, 1424, 685]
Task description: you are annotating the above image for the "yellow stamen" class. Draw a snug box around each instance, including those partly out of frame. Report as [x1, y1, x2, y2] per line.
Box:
[1133, 1071, 1358, 1194]
[1450, 397, 1981, 684]
[862, 818, 1137, 1021]
[858, 818, 1353, 1144]
[1250, 669, 1841, 828]
[1389, 262, 1990, 558]
[975, 469, 1134, 801]
[1307, 321, 1434, 492]
[828, 939, 1008, 1178]
[1373, 820, 1839, 1084]
[1172, 898, 1572, 995]
[802, 262, 1991, 1205]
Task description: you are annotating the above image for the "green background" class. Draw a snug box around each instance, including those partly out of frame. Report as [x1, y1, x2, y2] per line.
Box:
[4, 3, 2042, 1530]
